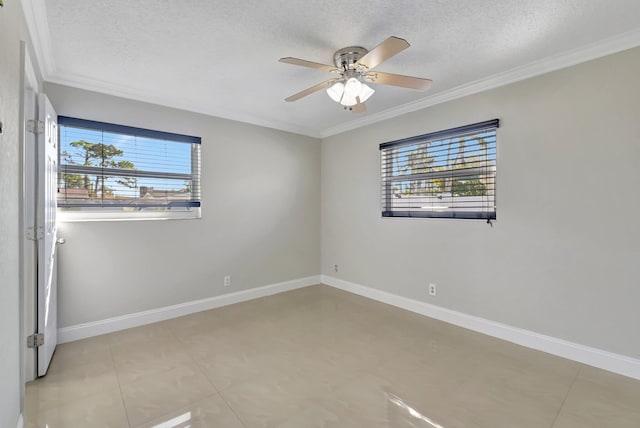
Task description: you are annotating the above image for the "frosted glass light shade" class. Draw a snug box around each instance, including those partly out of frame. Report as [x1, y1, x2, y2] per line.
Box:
[340, 93, 358, 107]
[328, 78, 375, 107]
[344, 77, 362, 97]
[326, 82, 345, 102]
[358, 83, 375, 102]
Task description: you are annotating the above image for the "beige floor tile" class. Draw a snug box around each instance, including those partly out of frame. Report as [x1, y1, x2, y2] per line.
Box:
[159, 308, 221, 338]
[111, 337, 195, 384]
[276, 372, 451, 428]
[328, 372, 426, 428]
[552, 366, 640, 428]
[107, 322, 177, 347]
[26, 360, 121, 410]
[383, 392, 458, 428]
[373, 345, 475, 408]
[301, 331, 402, 375]
[23, 285, 640, 428]
[120, 362, 217, 426]
[196, 346, 289, 392]
[46, 335, 113, 375]
[436, 351, 578, 428]
[220, 368, 342, 428]
[273, 403, 355, 428]
[578, 364, 640, 397]
[24, 387, 128, 428]
[211, 298, 287, 329]
[133, 394, 244, 428]
[177, 327, 259, 362]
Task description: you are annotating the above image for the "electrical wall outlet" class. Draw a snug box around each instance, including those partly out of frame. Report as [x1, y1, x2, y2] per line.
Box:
[334, 264, 339, 272]
[428, 283, 437, 296]
[224, 275, 231, 287]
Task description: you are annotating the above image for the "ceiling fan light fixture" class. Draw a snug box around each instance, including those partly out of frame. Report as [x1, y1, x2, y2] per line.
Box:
[358, 83, 375, 102]
[328, 79, 373, 107]
[326, 81, 345, 102]
[344, 77, 363, 97]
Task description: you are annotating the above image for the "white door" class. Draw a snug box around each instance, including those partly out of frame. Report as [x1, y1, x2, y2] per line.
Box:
[36, 94, 58, 376]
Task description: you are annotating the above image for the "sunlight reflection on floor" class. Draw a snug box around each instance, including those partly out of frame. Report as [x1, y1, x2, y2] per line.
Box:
[387, 392, 445, 428]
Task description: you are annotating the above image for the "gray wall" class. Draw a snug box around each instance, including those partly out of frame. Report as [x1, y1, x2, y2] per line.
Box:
[0, 1, 34, 426]
[321, 47, 640, 359]
[45, 83, 321, 328]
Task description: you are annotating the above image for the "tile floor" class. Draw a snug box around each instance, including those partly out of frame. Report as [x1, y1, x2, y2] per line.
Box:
[24, 285, 640, 427]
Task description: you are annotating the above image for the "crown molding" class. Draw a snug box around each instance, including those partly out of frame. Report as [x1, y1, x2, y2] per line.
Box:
[319, 28, 640, 138]
[46, 71, 322, 138]
[21, 0, 56, 77]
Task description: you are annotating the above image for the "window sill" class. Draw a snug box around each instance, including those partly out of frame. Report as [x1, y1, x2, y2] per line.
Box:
[57, 209, 201, 222]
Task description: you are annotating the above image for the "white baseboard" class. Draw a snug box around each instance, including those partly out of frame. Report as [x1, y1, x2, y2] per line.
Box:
[57, 273, 640, 380]
[321, 275, 640, 380]
[58, 275, 320, 344]
[16, 414, 23, 428]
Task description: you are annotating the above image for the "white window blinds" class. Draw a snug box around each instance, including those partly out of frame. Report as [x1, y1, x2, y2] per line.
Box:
[58, 117, 201, 214]
[380, 119, 498, 219]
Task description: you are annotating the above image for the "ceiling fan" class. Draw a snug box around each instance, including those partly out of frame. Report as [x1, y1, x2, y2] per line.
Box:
[279, 36, 432, 113]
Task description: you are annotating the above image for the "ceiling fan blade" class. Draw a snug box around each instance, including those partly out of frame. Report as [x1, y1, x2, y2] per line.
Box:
[279, 57, 341, 73]
[357, 36, 410, 70]
[366, 71, 432, 91]
[285, 79, 337, 102]
[352, 98, 366, 113]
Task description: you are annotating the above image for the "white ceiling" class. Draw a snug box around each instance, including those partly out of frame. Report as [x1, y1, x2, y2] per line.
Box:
[25, 0, 640, 137]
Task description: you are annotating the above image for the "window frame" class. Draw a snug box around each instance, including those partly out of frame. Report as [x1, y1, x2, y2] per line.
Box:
[380, 119, 499, 220]
[57, 116, 202, 222]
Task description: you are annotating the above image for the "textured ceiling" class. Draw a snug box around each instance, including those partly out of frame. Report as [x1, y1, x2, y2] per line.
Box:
[26, 0, 640, 137]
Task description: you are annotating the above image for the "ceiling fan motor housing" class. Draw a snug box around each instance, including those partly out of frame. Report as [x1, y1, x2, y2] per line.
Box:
[333, 46, 369, 70]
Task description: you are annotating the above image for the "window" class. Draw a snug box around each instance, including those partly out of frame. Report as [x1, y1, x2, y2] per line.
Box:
[380, 119, 498, 219]
[57, 116, 201, 220]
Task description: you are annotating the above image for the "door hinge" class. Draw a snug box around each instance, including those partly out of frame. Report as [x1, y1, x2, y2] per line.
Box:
[27, 119, 45, 134]
[27, 333, 44, 348]
[26, 226, 44, 241]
